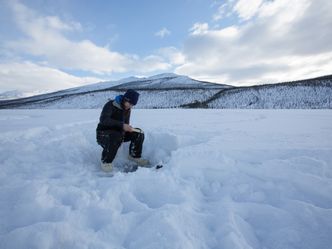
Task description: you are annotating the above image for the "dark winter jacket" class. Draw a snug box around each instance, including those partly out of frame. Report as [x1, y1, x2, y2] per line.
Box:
[96, 95, 131, 133]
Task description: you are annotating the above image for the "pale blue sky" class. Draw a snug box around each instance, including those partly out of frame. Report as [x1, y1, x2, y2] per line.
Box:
[1, 0, 331, 93]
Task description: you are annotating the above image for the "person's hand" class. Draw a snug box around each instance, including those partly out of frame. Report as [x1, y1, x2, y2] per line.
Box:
[123, 123, 133, 132]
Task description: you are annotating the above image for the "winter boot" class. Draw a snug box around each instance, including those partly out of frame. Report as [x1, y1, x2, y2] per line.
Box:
[101, 162, 113, 172]
[128, 155, 150, 167]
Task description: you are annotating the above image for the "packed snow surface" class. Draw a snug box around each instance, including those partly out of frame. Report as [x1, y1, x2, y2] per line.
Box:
[1, 109, 332, 249]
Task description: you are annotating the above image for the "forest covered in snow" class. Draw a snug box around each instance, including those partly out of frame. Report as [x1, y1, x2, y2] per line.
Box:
[0, 74, 331, 109]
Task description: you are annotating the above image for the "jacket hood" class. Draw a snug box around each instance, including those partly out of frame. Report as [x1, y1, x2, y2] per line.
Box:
[115, 95, 123, 103]
[113, 95, 123, 109]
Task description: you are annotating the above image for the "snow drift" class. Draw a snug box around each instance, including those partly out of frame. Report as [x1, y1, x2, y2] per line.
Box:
[1, 109, 332, 249]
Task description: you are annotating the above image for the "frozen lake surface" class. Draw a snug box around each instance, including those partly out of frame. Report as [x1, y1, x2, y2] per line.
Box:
[0, 109, 332, 249]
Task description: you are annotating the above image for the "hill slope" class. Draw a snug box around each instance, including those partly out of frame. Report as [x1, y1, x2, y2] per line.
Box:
[0, 74, 331, 109]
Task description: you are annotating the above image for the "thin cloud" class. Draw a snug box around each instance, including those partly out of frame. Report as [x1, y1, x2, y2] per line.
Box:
[0, 61, 103, 92]
[190, 23, 209, 35]
[0, 1, 178, 92]
[155, 28, 171, 38]
[213, 3, 228, 22]
[234, 0, 263, 21]
[157, 47, 185, 65]
[177, 0, 332, 85]
[6, 1, 171, 75]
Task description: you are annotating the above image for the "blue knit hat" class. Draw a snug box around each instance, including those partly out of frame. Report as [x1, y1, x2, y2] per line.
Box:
[123, 89, 139, 105]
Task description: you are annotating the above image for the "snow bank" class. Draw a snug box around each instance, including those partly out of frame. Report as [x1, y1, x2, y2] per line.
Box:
[1, 109, 332, 249]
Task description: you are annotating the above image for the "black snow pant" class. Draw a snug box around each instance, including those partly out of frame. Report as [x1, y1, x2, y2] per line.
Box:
[96, 128, 144, 163]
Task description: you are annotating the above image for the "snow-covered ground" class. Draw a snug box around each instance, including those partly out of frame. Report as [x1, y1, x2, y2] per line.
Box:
[1, 109, 332, 249]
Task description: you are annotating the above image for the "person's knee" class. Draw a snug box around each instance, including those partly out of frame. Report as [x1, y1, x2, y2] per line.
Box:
[134, 128, 143, 133]
[97, 130, 123, 146]
[133, 128, 144, 139]
[110, 130, 123, 141]
[139, 132, 145, 141]
[96, 132, 108, 146]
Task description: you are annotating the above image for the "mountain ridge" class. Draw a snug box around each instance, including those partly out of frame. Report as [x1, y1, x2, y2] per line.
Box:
[0, 73, 331, 109]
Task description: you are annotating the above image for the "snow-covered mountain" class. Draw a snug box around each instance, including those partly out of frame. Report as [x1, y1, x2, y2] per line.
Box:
[111, 73, 226, 90]
[0, 73, 229, 109]
[0, 73, 331, 109]
[0, 89, 51, 100]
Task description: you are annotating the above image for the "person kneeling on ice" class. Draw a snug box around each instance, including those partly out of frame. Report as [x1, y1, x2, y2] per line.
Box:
[96, 89, 149, 172]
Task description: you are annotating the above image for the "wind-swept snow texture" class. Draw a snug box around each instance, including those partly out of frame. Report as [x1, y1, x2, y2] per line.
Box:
[1, 109, 332, 249]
